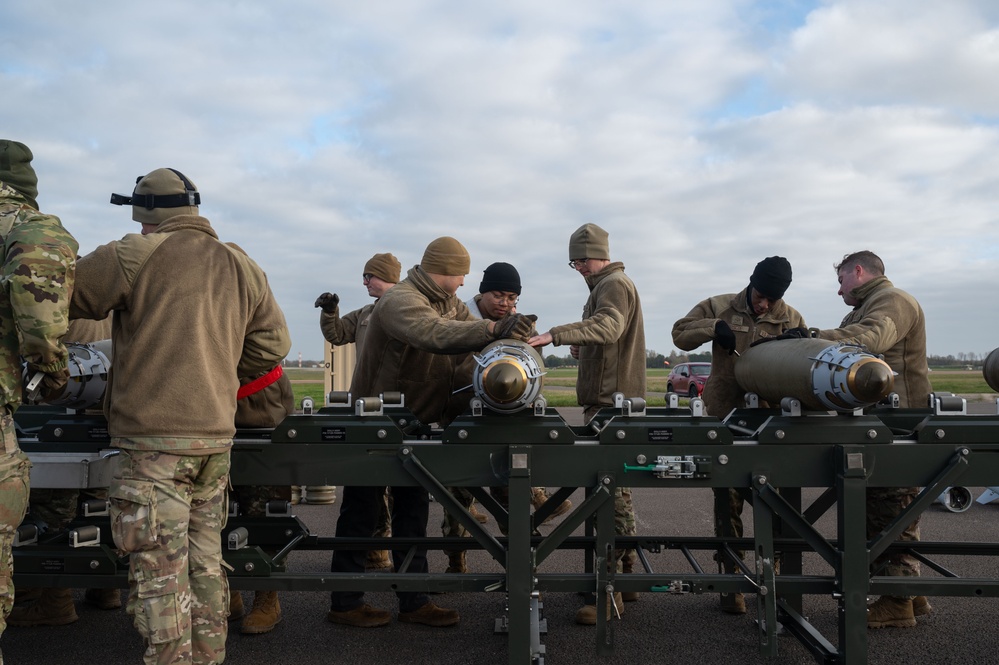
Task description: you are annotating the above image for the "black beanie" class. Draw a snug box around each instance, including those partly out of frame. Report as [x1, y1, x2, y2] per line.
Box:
[479, 262, 522, 295]
[749, 256, 792, 300]
[0, 140, 39, 210]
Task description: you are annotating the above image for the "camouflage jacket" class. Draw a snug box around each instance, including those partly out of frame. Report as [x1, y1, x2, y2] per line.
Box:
[0, 182, 78, 416]
[816, 276, 931, 408]
[69, 214, 291, 452]
[672, 287, 805, 417]
[549, 262, 647, 410]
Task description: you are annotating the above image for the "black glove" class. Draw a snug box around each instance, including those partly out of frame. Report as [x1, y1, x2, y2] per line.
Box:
[714, 320, 737, 354]
[493, 313, 538, 341]
[314, 292, 339, 314]
[776, 326, 810, 340]
[750, 327, 810, 347]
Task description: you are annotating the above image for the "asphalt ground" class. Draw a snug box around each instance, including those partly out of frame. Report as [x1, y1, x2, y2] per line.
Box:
[4, 403, 999, 665]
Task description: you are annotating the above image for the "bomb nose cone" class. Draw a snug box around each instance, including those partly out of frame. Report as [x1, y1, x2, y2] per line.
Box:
[850, 359, 895, 403]
[483, 361, 527, 403]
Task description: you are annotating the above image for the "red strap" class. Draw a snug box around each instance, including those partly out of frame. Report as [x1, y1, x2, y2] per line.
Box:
[237, 365, 284, 400]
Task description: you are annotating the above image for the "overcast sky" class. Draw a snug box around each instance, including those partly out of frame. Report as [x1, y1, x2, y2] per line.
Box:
[4, 0, 997, 363]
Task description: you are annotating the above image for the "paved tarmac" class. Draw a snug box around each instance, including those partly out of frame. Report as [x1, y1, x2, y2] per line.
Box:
[5, 403, 998, 665]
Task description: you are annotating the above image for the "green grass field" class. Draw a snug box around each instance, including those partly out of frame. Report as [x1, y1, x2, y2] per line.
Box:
[287, 366, 993, 411]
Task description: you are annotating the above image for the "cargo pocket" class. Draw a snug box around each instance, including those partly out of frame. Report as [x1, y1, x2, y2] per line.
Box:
[109, 481, 158, 553]
[135, 571, 186, 645]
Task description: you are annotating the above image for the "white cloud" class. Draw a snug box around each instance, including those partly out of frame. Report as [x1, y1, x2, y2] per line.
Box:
[3, 0, 997, 370]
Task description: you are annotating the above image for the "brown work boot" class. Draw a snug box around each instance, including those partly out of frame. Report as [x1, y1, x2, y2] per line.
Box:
[14, 587, 42, 606]
[8, 588, 78, 626]
[229, 590, 245, 621]
[620, 554, 640, 602]
[365, 549, 393, 571]
[84, 587, 122, 610]
[531, 488, 572, 522]
[912, 595, 932, 617]
[867, 596, 916, 628]
[327, 604, 392, 628]
[398, 602, 460, 627]
[446, 551, 468, 574]
[574, 592, 624, 625]
[469, 503, 489, 524]
[241, 591, 282, 634]
[720, 591, 746, 615]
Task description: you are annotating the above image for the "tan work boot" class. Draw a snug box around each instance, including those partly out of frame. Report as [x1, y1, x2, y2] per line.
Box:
[575, 592, 624, 625]
[867, 596, 916, 628]
[8, 588, 78, 626]
[398, 602, 460, 627]
[14, 587, 42, 606]
[84, 587, 122, 610]
[327, 604, 391, 628]
[531, 488, 572, 522]
[365, 549, 393, 571]
[229, 590, 245, 621]
[469, 503, 489, 524]
[620, 554, 640, 602]
[912, 595, 932, 617]
[446, 551, 468, 574]
[720, 591, 746, 615]
[241, 591, 282, 634]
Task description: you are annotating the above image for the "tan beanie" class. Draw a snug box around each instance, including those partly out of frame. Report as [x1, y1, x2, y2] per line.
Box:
[568, 223, 610, 260]
[421, 237, 470, 276]
[126, 168, 200, 225]
[363, 252, 402, 283]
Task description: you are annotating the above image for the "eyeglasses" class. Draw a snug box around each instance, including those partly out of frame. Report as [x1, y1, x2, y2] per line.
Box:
[362, 274, 374, 282]
[568, 259, 588, 269]
[486, 291, 519, 305]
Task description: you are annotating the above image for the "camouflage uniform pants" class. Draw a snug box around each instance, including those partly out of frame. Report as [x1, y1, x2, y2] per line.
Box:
[231, 484, 291, 557]
[26, 487, 79, 532]
[614, 487, 637, 571]
[713, 487, 750, 565]
[110, 449, 229, 665]
[868, 486, 920, 593]
[441, 487, 475, 555]
[0, 448, 30, 639]
[372, 488, 393, 539]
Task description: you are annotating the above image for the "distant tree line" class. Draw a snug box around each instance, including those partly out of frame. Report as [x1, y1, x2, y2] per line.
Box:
[545, 349, 713, 369]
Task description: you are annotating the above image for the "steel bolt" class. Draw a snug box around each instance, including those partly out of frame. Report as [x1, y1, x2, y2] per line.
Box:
[616, 430, 626, 440]
[377, 429, 387, 439]
[774, 430, 785, 440]
[707, 429, 718, 440]
[757, 475, 767, 486]
[636, 454, 647, 465]
[548, 430, 559, 440]
[53, 427, 64, 438]
[866, 429, 878, 439]
[245, 562, 255, 572]
[934, 429, 946, 440]
[90, 560, 99, 570]
[287, 429, 298, 439]
[458, 430, 468, 439]
[718, 454, 729, 465]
